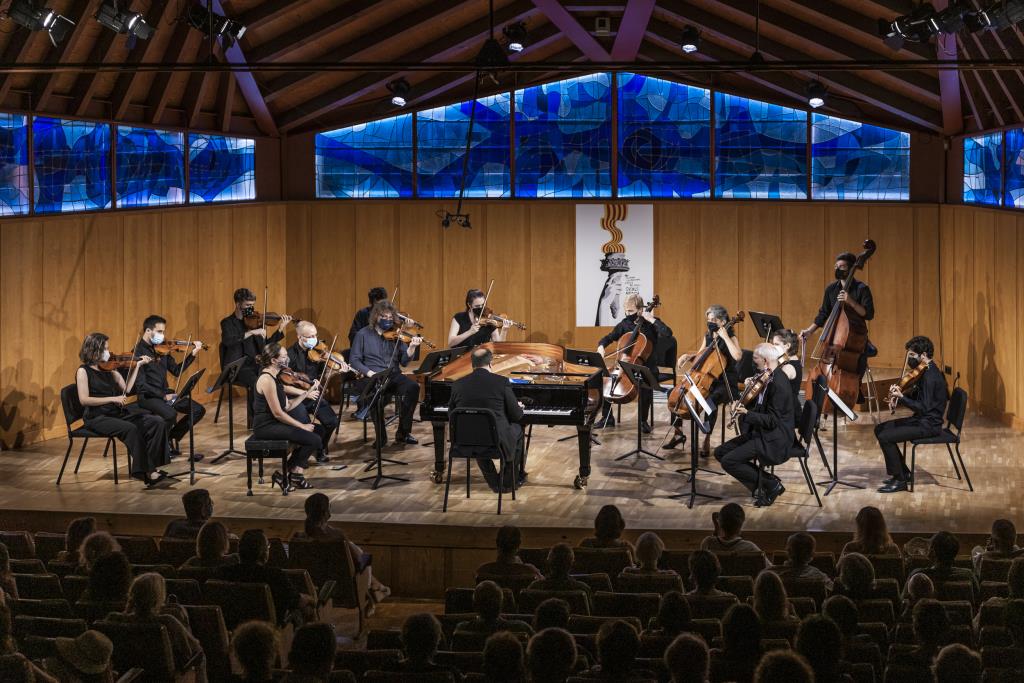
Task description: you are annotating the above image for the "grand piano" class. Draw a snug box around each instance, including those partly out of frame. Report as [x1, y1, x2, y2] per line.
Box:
[418, 342, 604, 489]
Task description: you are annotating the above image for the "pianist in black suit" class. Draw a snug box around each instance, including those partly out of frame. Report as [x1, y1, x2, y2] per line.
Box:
[448, 348, 527, 492]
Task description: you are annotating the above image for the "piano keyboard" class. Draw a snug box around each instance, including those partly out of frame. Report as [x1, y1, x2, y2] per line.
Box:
[432, 405, 574, 417]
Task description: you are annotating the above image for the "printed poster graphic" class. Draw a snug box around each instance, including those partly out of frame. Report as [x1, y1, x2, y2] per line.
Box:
[575, 203, 654, 327]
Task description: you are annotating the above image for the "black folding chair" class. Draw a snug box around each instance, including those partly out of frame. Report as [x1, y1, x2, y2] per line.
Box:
[444, 408, 518, 515]
[56, 384, 122, 485]
[786, 399, 823, 506]
[905, 386, 972, 492]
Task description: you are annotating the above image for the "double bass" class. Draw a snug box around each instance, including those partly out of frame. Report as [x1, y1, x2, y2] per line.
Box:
[804, 239, 877, 413]
[602, 295, 661, 405]
[668, 311, 745, 419]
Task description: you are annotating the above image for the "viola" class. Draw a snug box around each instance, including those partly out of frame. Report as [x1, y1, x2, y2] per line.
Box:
[887, 361, 927, 414]
[279, 367, 315, 391]
[726, 367, 773, 430]
[383, 329, 436, 349]
[242, 308, 290, 330]
[602, 295, 661, 405]
[308, 342, 353, 374]
[97, 353, 143, 372]
[153, 340, 209, 354]
[479, 307, 527, 331]
[668, 311, 745, 418]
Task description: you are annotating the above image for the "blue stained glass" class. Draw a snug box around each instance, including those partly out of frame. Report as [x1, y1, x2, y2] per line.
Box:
[1004, 128, 1024, 209]
[963, 132, 1003, 206]
[515, 73, 612, 198]
[417, 93, 510, 198]
[0, 113, 28, 216]
[811, 114, 909, 200]
[116, 126, 185, 208]
[33, 117, 111, 213]
[316, 114, 413, 198]
[617, 73, 711, 198]
[188, 134, 255, 203]
[714, 93, 807, 199]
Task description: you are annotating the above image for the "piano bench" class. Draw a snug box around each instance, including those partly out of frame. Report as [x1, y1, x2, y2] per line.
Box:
[244, 438, 289, 496]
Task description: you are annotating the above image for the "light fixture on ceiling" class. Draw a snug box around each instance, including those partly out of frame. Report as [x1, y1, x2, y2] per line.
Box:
[441, 211, 471, 229]
[806, 81, 827, 109]
[387, 78, 410, 107]
[95, 1, 154, 41]
[965, 0, 1024, 31]
[6, 0, 75, 47]
[680, 25, 700, 53]
[503, 21, 527, 52]
[877, 4, 940, 49]
[185, 3, 246, 48]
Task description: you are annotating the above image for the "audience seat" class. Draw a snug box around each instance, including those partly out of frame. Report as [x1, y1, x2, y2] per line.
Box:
[444, 586, 517, 615]
[685, 594, 739, 620]
[857, 599, 896, 626]
[435, 650, 484, 674]
[157, 537, 197, 569]
[782, 578, 829, 608]
[60, 575, 88, 603]
[364, 672, 456, 682]
[714, 552, 767, 578]
[717, 575, 754, 600]
[203, 580, 276, 630]
[183, 604, 230, 682]
[569, 573, 613, 594]
[518, 589, 589, 616]
[112, 535, 160, 564]
[571, 547, 633, 577]
[9, 559, 46, 574]
[45, 559, 77, 579]
[334, 650, 402, 680]
[980, 558, 1014, 582]
[615, 572, 685, 595]
[592, 591, 660, 624]
[12, 615, 86, 639]
[0, 531, 36, 559]
[163, 578, 202, 606]
[94, 619, 200, 682]
[9, 598, 73, 619]
[12, 573, 62, 600]
[568, 614, 643, 634]
[937, 580, 976, 604]
[866, 555, 906, 584]
[474, 572, 535, 596]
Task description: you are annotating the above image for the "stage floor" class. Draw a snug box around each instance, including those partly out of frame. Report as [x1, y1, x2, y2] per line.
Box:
[0, 399, 1015, 538]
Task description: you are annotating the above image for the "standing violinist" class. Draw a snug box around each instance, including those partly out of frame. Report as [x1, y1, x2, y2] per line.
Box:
[596, 293, 669, 433]
[771, 328, 803, 407]
[675, 305, 744, 454]
[287, 320, 340, 460]
[448, 288, 513, 349]
[349, 287, 388, 345]
[350, 300, 423, 447]
[874, 336, 948, 493]
[220, 288, 293, 423]
[714, 343, 795, 507]
[134, 315, 205, 456]
[799, 251, 875, 381]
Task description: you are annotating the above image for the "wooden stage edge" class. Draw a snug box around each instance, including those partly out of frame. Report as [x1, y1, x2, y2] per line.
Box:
[0, 402, 1018, 597]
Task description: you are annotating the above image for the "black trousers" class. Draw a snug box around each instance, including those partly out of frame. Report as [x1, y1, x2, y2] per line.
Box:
[875, 417, 940, 479]
[359, 373, 418, 438]
[476, 424, 527, 488]
[715, 433, 777, 494]
[706, 380, 736, 433]
[138, 396, 206, 442]
[85, 412, 170, 476]
[303, 398, 339, 448]
[253, 421, 325, 471]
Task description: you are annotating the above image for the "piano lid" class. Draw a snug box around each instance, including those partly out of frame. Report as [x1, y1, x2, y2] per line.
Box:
[431, 342, 602, 385]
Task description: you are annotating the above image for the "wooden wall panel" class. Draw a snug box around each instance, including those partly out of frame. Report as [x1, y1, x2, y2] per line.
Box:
[779, 204, 826, 345]
[308, 203, 356, 345]
[654, 203, 701, 353]
[737, 204, 781, 349]
[354, 204, 399, 343]
[398, 204, 445, 347]
[990, 213, 1017, 417]
[913, 206, 941, 345]
[441, 203, 485, 343]
[484, 203, 531, 344]
[284, 203, 312, 325]
[529, 204, 575, 346]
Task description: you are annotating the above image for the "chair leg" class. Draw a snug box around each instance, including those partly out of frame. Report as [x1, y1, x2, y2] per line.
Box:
[112, 439, 119, 485]
[910, 444, 916, 492]
[442, 455, 455, 512]
[466, 457, 471, 499]
[510, 451, 518, 502]
[246, 452, 253, 496]
[953, 443, 973, 492]
[281, 451, 289, 496]
[497, 457, 504, 515]
[74, 438, 89, 474]
[214, 385, 225, 424]
[101, 438, 109, 458]
[945, 443, 962, 480]
[56, 440, 74, 485]
[802, 458, 822, 507]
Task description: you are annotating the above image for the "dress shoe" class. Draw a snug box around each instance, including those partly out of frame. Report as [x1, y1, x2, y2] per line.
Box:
[429, 469, 444, 484]
[765, 479, 786, 504]
[516, 474, 527, 489]
[573, 475, 588, 489]
[878, 479, 909, 493]
[395, 433, 418, 445]
[595, 414, 615, 429]
[315, 452, 329, 463]
[641, 421, 652, 434]
[665, 433, 686, 450]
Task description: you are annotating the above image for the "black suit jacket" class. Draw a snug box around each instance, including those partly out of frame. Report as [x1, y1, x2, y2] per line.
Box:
[741, 366, 796, 465]
[449, 368, 524, 457]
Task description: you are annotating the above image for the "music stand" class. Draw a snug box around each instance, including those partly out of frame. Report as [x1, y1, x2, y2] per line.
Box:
[355, 344, 409, 490]
[413, 347, 468, 375]
[614, 361, 663, 462]
[815, 387, 863, 495]
[669, 390, 722, 508]
[559, 349, 606, 446]
[165, 369, 217, 485]
[748, 312, 785, 342]
[208, 358, 246, 464]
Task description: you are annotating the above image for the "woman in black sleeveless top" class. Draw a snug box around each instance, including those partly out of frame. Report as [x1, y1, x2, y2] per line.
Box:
[75, 332, 170, 486]
[253, 342, 325, 492]
[772, 328, 803, 407]
[447, 288, 512, 350]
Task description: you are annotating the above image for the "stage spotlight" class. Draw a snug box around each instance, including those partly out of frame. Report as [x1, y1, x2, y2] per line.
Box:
[807, 81, 827, 109]
[680, 25, 700, 53]
[185, 3, 246, 48]
[440, 211, 471, 229]
[387, 78, 410, 107]
[965, 0, 1024, 31]
[95, 1, 154, 41]
[503, 21, 527, 52]
[6, 0, 75, 46]
[877, 4, 939, 49]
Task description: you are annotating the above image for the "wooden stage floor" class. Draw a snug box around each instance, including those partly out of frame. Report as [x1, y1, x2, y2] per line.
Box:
[0, 400, 1016, 539]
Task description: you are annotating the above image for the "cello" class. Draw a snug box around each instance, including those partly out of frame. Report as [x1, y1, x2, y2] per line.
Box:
[803, 239, 877, 413]
[668, 311, 745, 419]
[602, 295, 661, 405]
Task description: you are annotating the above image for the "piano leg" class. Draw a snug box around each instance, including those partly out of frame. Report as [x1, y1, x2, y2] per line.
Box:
[573, 425, 593, 489]
[429, 422, 446, 484]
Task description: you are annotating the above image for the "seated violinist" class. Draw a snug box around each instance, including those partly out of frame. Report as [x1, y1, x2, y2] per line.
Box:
[220, 288, 292, 422]
[76, 332, 171, 487]
[350, 301, 422, 446]
[448, 288, 512, 349]
[286, 321, 341, 460]
[349, 286, 388, 345]
[134, 315, 205, 457]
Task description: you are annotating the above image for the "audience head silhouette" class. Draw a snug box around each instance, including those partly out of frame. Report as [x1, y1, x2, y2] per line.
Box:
[238, 529, 269, 565]
[527, 627, 576, 683]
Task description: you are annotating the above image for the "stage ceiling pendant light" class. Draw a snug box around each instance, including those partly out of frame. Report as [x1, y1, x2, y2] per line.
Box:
[877, 3, 940, 49]
[965, 0, 1024, 31]
[185, 2, 246, 48]
[503, 21, 527, 52]
[387, 78, 410, 107]
[807, 81, 827, 109]
[680, 25, 700, 53]
[95, 1, 155, 41]
[6, 0, 75, 47]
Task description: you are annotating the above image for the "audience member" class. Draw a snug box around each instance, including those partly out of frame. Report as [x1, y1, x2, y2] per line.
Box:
[527, 628, 577, 683]
[56, 517, 96, 565]
[664, 633, 708, 683]
[795, 615, 853, 682]
[623, 532, 676, 576]
[646, 592, 692, 637]
[529, 544, 593, 599]
[107, 573, 207, 682]
[709, 603, 762, 683]
[0, 544, 18, 600]
[476, 525, 542, 580]
[455, 580, 533, 639]
[77, 532, 120, 574]
[182, 521, 238, 569]
[687, 550, 735, 599]
[583, 619, 652, 681]
[163, 489, 213, 540]
[44, 629, 113, 683]
[398, 613, 459, 676]
[933, 643, 982, 683]
[974, 558, 1024, 631]
[823, 595, 872, 649]
[580, 505, 636, 561]
[753, 650, 814, 683]
[907, 531, 980, 600]
[753, 571, 796, 625]
[910, 598, 951, 666]
[483, 631, 527, 683]
[215, 529, 307, 626]
[701, 503, 762, 554]
[230, 620, 278, 683]
[841, 506, 901, 556]
[768, 532, 833, 590]
[972, 518, 1023, 574]
[80, 551, 131, 606]
[901, 573, 936, 623]
[1003, 599, 1024, 670]
[833, 552, 877, 601]
[533, 598, 570, 632]
[282, 622, 337, 683]
[0, 603, 60, 682]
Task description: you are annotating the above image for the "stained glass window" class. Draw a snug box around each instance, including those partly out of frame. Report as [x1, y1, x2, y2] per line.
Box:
[33, 117, 111, 213]
[0, 113, 28, 216]
[316, 114, 413, 198]
[714, 93, 807, 199]
[188, 133, 255, 203]
[1004, 128, 1024, 209]
[617, 73, 711, 198]
[417, 93, 510, 198]
[963, 132, 1003, 206]
[515, 73, 612, 198]
[115, 126, 185, 207]
[811, 114, 909, 200]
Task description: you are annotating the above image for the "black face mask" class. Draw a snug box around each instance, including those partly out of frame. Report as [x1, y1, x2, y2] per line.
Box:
[835, 267, 849, 281]
[707, 321, 719, 333]
[471, 306, 484, 316]
[626, 312, 639, 323]
[907, 356, 921, 369]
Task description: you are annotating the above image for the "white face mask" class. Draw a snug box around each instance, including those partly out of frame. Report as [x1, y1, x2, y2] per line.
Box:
[302, 336, 317, 350]
[100, 350, 111, 363]
[151, 332, 165, 345]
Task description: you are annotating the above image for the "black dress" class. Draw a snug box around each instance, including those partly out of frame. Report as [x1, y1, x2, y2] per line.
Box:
[704, 331, 740, 431]
[252, 371, 325, 471]
[781, 358, 803, 407]
[80, 365, 170, 478]
[452, 311, 494, 349]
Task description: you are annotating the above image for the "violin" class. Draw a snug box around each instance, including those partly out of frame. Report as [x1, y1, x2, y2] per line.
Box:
[888, 361, 927, 413]
[98, 353, 143, 372]
[396, 312, 424, 330]
[242, 307, 291, 330]
[602, 295, 661, 405]
[153, 340, 209, 354]
[308, 342, 353, 374]
[383, 329, 436, 349]
[668, 311, 745, 418]
[279, 367, 315, 391]
[479, 307, 527, 331]
[726, 367, 773, 430]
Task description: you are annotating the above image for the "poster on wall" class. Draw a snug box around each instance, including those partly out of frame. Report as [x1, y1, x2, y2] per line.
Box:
[575, 203, 654, 327]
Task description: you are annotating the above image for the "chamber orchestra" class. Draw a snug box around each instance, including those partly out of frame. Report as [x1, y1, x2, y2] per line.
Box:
[71, 239, 959, 507]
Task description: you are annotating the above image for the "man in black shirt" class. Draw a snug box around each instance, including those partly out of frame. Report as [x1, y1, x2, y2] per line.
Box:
[220, 287, 292, 421]
[287, 320, 341, 459]
[800, 251, 875, 379]
[348, 286, 388, 345]
[215, 529, 310, 625]
[134, 314, 205, 455]
[875, 335, 948, 493]
[596, 293, 669, 433]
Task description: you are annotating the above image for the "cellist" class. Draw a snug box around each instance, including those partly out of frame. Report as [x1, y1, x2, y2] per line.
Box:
[287, 320, 340, 461]
[595, 293, 670, 433]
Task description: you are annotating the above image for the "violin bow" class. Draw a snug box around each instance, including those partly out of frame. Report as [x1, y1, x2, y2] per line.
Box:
[309, 334, 339, 421]
[120, 333, 143, 401]
[261, 286, 270, 335]
[171, 333, 193, 397]
[479, 279, 495, 320]
[390, 287, 398, 303]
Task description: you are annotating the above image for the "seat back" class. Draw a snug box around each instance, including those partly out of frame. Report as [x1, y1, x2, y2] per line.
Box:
[474, 572, 535, 597]
[444, 587, 516, 615]
[980, 558, 1014, 582]
[10, 559, 46, 574]
[12, 615, 87, 639]
[0, 532, 36, 559]
[177, 565, 218, 583]
[60, 384, 85, 431]
[0, 654, 35, 683]
[812, 375, 829, 415]
[717, 575, 754, 600]
[684, 594, 739, 620]
[9, 598, 74, 619]
[518, 589, 590, 615]
[947, 387, 968, 432]
[592, 591, 660, 623]
[333, 650, 402, 680]
[164, 578, 202, 606]
[449, 408, 503, 456]
[12, 573, 62, 600]
[113, 536, 160, 564]
[288, 537, 359, 607]
[60, 575, 89, 603]
[364, 671, 456, 683]
[158, 537, 197, 568]
[94, 620, 176, 681]
[203, 580, 276, 629]
[715, 552, 766, 578]
[572, 547, 633, 577]
[32, 532, 67, 564]
[616, 572, 685, 595]
[781, 578, 828, 607]
[796, 399, 819, 446]
[74, 600, 126, 626]
[184, 604, 230, 682]
[570, 573, 613, 594]
[567, 614, 643, 635]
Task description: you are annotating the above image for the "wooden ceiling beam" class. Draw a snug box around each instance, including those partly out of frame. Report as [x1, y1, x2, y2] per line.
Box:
[219, 72, 236, 132]
[963, 33, 1023, 123]
[235, 0, 294, 32]
[146, 21, 196, 126]
[609, 0, 655, 60]
[0, 30, 40, 104]
[34, 0, 100, 112]
[958, 70, 984, 130]
[211, 0, 277, 136]
[531, 0, 612, 61]
[933, 1, 963, 134]
[108, 0, 176, 121]
[247, 0, 381, 64]
[778, 0, 933, 61]
[67, 29, 118, 118]
[958, 37, 1004, 128]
